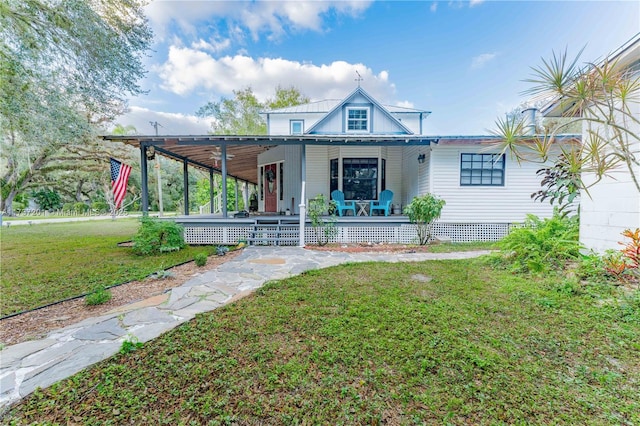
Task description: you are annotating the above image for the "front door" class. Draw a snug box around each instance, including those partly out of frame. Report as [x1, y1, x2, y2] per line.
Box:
[264, 163, 278, 212]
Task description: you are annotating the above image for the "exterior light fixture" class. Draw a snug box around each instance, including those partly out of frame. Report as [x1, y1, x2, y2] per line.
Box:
[417, 153, 426, 164]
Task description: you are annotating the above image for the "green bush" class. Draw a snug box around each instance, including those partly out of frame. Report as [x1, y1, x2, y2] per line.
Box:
[495, 213, 580, 273]
[308, 194, 337, 246]
[62, 202, 75, 212]
[85, 286, 112, 306]
[12, 201, 26, 212]
[194, 252, 208, 267]
[403, 193, 446, 245]
[132, 217, 185, 256]
[32, 188, 62, 211]
[74, 202, 89, 213]
[91, 201, 109, 213]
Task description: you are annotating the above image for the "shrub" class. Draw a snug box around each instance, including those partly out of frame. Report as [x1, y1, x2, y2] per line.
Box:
[73, 202, 89, 213]
[85, 286, 112, 306]
[62, 202, 75, 213]
[308, 194, 337, 246]
[132, 217, 185, 256]
[403, 193, 446, 245]
[194, 252, 208, 267]
[12, 201, 26, 212]
[91, 201, 109, 213]
[495, 213, 580, 273]
[32, 188, 61, 211]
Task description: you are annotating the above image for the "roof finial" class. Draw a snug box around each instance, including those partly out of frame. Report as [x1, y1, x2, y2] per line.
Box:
[355, 70, 363, 87]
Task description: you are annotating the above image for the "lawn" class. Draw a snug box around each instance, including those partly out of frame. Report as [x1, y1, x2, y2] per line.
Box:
[4, 259, 639, 424]
[0, 220, 219, 317]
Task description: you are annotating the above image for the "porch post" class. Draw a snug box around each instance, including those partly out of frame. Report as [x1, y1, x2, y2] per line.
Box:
[209, 169, 214, 214]
[140, 145, 149, 215]
[221, 144, 228, 218]
[243, 181, 249, 212]
[234, 178, 239, 211]
[298, 144, 306, 247]
[182, 159, 189, 216]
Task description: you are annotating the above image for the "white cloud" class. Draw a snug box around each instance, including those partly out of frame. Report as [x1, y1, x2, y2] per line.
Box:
[395, 100, 415, 108]
[145, 1, 372, 41]
[191, 37, 232, 54]
[469, 0, 485, 7]
[157, 47, 399, 103]
[471, 52, 498, 69]
[114, 106, 210, 135]
[430, 2, 438, 12]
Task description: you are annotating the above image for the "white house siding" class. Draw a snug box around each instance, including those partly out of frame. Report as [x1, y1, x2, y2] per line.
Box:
[267, 112, 325, 135]
[284, 145, 302, 213]
[371, 108, 407, 134]
[384, 147, 403, 208]
[305, 145, 329, 202]
[392, 112, 422, 134]
[401, 146, 422, 206]
[429, 145, 556, 223]
[580, 98, 640, 252]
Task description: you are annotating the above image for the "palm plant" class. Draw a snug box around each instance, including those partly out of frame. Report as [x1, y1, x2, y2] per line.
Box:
[491, 46, 640, 210]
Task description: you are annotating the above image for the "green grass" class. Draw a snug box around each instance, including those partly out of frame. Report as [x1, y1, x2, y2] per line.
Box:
[423, 241, 495, 252]
[0, 220, 220, 316]
[4, 260, 638, 424]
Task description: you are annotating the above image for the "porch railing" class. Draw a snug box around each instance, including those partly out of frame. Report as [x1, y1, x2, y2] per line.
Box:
[198, 193, 223, 215]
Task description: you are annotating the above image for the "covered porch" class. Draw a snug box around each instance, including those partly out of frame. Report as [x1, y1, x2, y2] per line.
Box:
[103, 134, 441, 246]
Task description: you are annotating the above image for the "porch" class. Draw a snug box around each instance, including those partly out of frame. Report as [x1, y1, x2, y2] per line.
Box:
[174, 214, 514, 246]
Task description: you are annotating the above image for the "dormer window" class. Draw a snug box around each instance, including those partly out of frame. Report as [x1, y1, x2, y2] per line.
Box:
[290, 120, 303, 135]
[346, 107, 369, 132]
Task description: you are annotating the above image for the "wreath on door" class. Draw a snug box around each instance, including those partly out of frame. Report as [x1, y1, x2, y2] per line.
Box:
[265, 169, 276, 193]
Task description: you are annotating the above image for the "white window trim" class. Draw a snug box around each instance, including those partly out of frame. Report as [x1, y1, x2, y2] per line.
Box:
[290, 120, 304, 135]
[345, 107, 370, 133]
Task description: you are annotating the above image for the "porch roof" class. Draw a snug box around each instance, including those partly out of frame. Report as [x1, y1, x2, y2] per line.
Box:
[103, 134, 440, 184]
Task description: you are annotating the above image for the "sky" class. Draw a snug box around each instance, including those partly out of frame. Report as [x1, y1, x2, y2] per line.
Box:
[117, 0, 640, 136]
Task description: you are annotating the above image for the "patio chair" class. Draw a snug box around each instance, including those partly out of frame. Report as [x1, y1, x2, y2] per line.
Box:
[369, 190, 393, 216]
[330, 190, 356, 216]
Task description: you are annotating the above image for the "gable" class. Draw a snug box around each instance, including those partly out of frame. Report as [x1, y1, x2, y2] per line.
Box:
[306, 87, 414, 135]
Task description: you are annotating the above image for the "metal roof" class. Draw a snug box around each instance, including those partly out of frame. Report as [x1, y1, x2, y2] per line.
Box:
[262, 99, 430, 115]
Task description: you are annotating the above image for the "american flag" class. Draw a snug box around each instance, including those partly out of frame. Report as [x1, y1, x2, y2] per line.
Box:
[110, 158, 132, 209]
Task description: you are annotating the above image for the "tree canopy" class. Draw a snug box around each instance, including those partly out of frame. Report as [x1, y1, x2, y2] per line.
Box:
[196, 85, 310, 135]
[0, 0, 153, 214]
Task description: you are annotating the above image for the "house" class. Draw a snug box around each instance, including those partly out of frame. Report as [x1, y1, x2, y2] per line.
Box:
[255, 86, 574, 238]
[541, 34, 640, 253]
[105, 86, 577, 245]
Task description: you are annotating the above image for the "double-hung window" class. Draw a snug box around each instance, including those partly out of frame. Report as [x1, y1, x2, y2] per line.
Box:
[346, 107, 369, 132]
[460, 153, 505, 186]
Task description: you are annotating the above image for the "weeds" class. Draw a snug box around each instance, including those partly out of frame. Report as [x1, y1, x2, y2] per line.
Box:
[120, 336, 144, 354]
[85, 286, 112, 306]
[194, 252, 208, 266]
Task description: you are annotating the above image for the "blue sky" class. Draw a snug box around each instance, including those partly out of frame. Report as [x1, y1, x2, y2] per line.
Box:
[120, 0, 639, 135]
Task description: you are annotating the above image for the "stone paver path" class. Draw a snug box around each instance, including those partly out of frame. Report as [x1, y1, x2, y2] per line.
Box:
[0, 246, 490, 408]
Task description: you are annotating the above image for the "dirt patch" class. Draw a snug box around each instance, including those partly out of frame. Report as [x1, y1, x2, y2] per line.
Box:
[0, 250, 241, 346]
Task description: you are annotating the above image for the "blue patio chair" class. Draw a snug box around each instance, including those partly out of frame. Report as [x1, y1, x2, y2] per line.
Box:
[330, 190, 356, 216]
[369, 190, 393, 216]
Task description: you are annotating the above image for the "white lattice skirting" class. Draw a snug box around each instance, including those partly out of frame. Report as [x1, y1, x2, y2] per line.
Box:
[184, 222, 517, 245]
